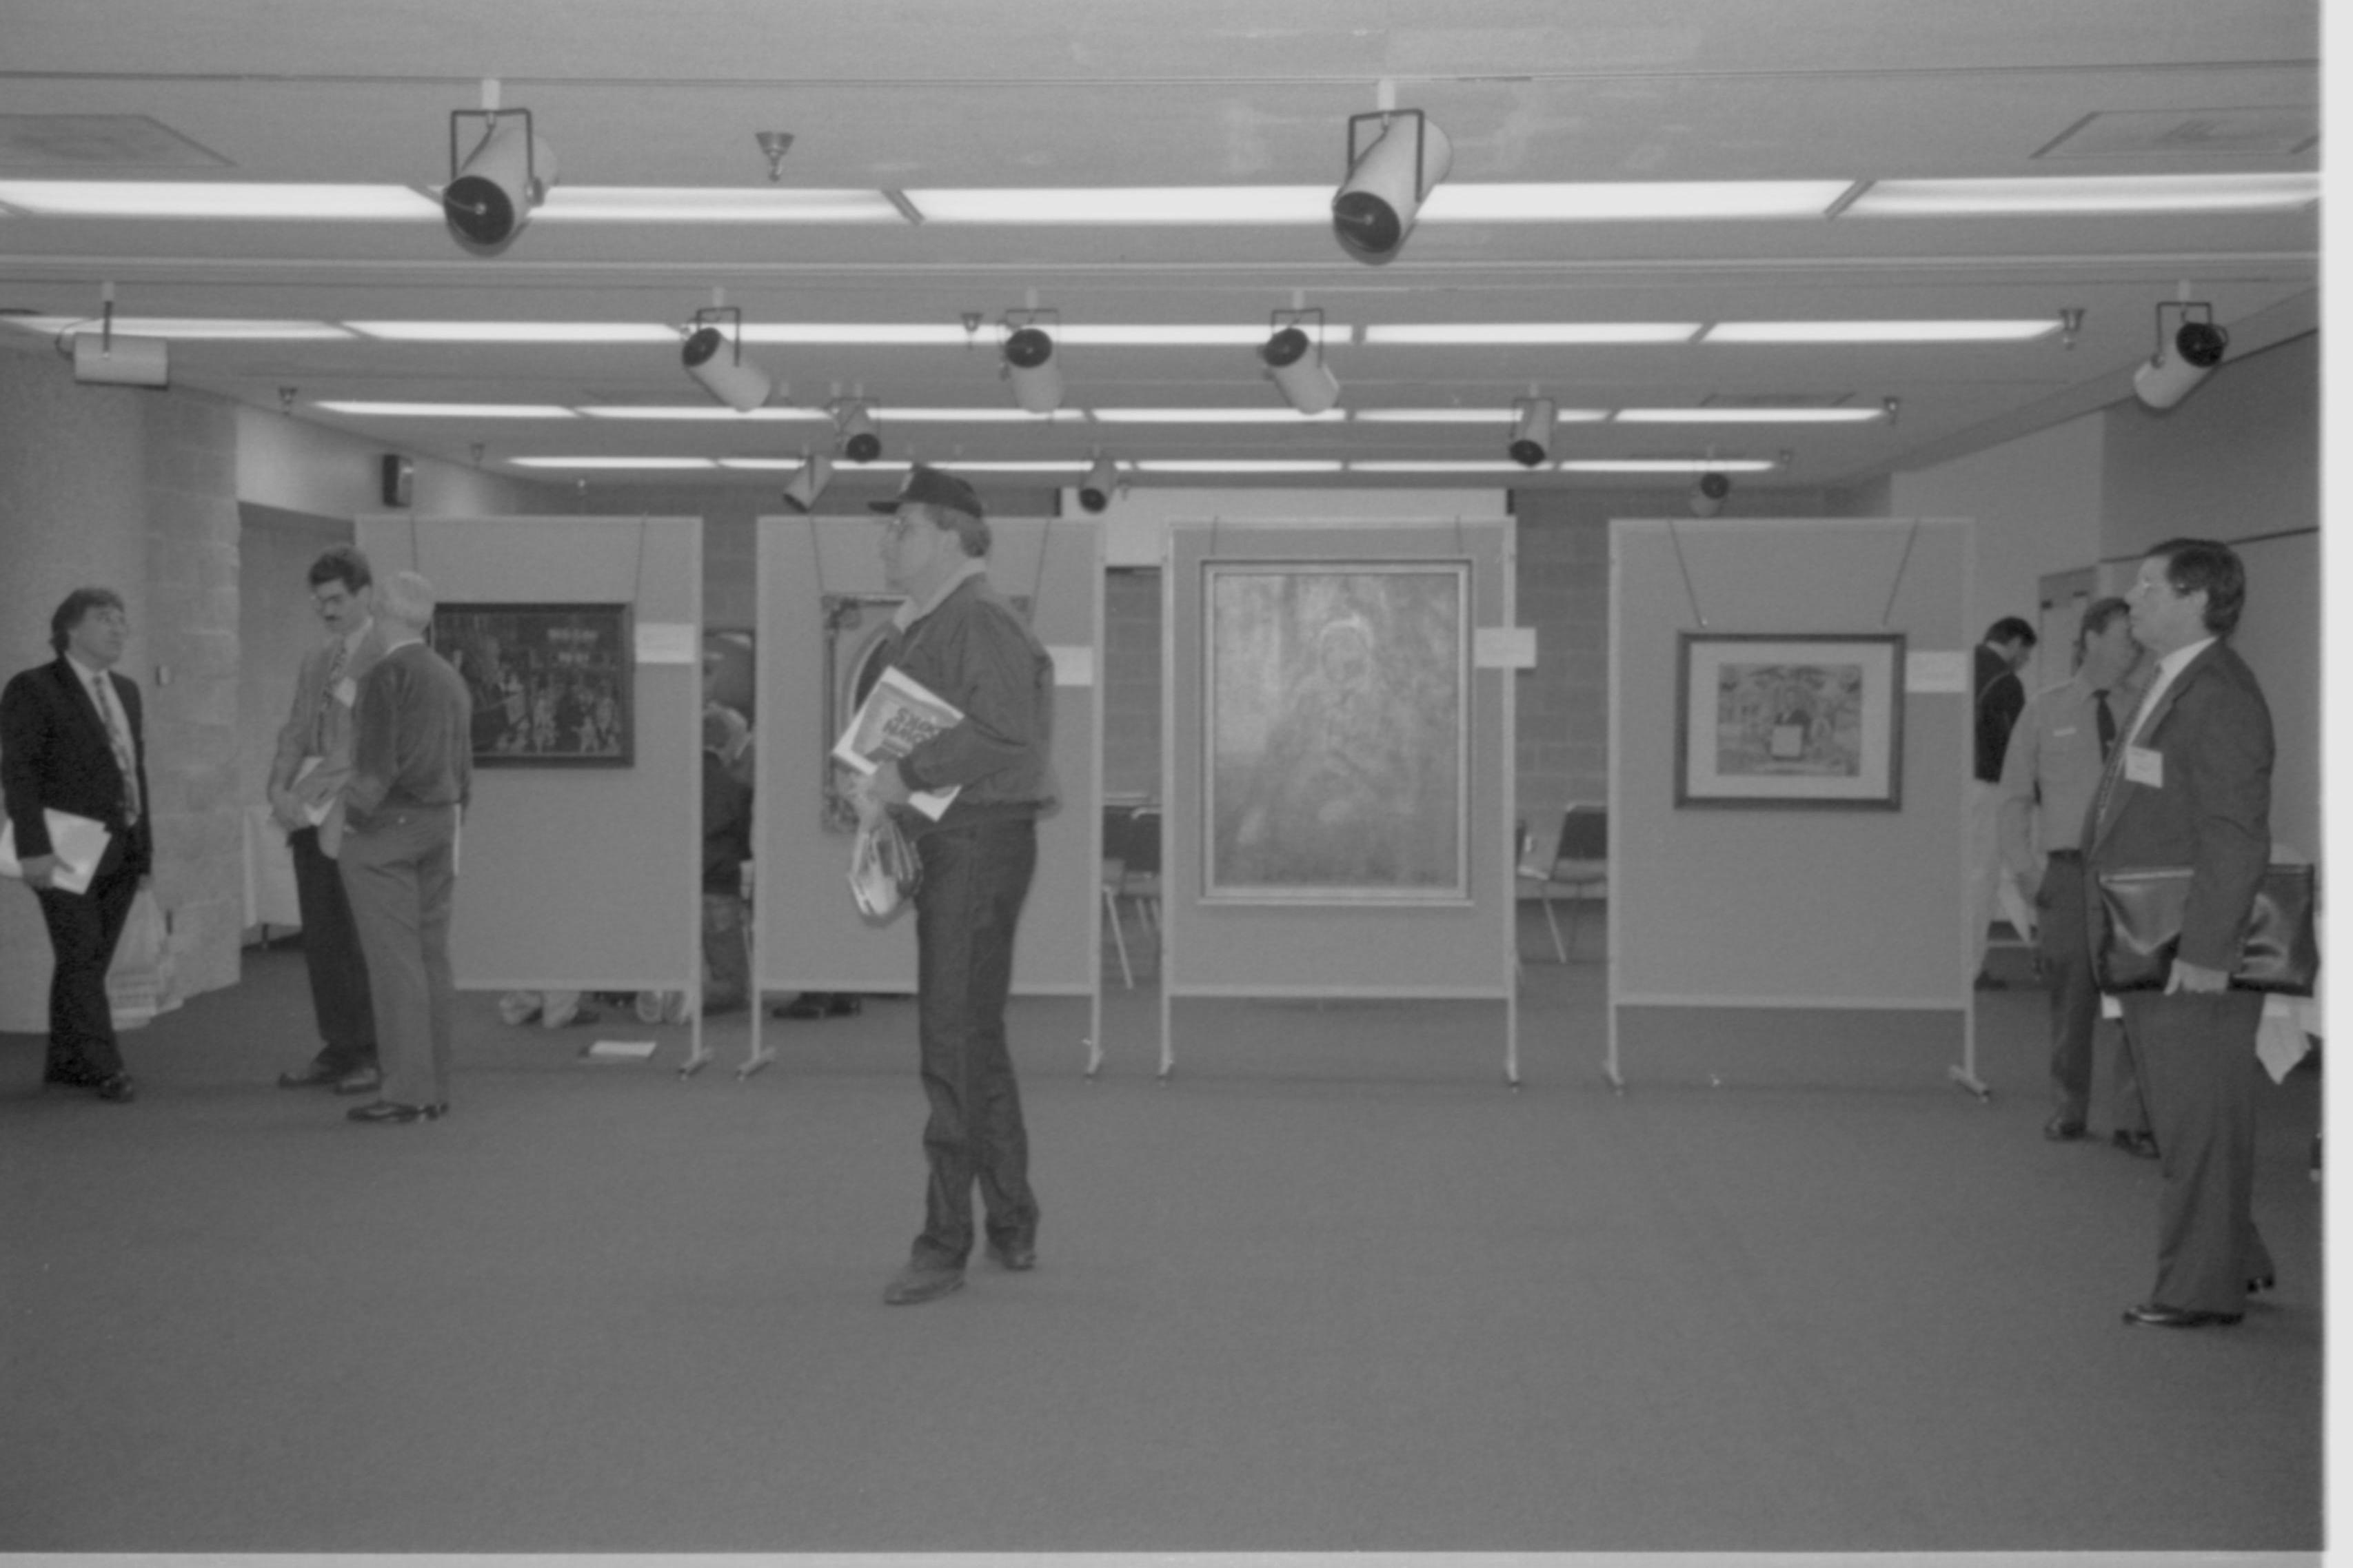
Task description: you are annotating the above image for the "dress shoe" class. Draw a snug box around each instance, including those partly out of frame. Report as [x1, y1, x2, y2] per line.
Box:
[2111, 1129, 2161, 1160]
[882, 1261, 966, 1305]
[773, 992, 863, 1020]
[986, 1236, 1038, 1272]
[2122, 1301, 2243, 1329]
[2042, 1115, 2087, 1141]
[345, 1099, 448, 1125]
[332, 1065, 383, 1097]
[278, 1060, 345, 1090]
[93, 1072, 136, 1103]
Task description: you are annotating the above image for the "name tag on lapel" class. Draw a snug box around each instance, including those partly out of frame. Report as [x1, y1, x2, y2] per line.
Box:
[334, 678, 358, 706]
[2123, 746, 2163, 788]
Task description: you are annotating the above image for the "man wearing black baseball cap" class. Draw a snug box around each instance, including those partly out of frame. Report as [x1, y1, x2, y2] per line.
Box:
[853, 465, 1060, 1305]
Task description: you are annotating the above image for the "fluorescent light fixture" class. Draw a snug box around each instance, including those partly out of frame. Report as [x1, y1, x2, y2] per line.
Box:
[1060, 325, 1340, 346]
[1350, 460, 1548, 473]
[1557, 458, 1779, 474]
[1845, 172, 2321, 217]
[1615, 407, 1886, 423]
[931, 460, 1097, 473]
[3, 314, 350, 340]
[905, 186, 1329, 223]
[576, 405, 827, 421]
[509, 456, 716, 469]
[345, 321, 678, 343]
[0, 181, 440, 219]
[741, 323, 971, 345]
[1355, 407, 1607, 423]
[1091, 408, 1347, 424]
[882, 407, 1089, 422]
[715, 458, 809, 470]
[1705, 320, 2060, 344]
[1362, 323, 1699, 345]
[314, 400, 576, 418]
[532, 187, 905, 223]
[1422, 181, 1849, 222]
[1134, 460, 1346, 474]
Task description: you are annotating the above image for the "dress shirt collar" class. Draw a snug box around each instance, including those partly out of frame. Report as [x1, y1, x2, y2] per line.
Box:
[63, 651, 112, 687]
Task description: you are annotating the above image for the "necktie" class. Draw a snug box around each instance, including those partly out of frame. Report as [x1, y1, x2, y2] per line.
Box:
[2092, 689, 2117, 760]
[92, 673, 140, 826]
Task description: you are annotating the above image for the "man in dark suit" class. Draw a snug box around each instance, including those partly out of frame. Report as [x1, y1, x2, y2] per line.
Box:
[1, 587, 153, 1103]
[2086, 538, 2275, 1329]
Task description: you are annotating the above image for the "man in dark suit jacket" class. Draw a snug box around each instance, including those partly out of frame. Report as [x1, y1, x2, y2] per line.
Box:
[2086, 538, 2275, 1328]
[1, 587, 154, 1102]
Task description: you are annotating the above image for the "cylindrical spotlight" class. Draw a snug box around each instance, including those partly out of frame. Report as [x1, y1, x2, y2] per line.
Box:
[834, 405, 881, 463]
[1689, 472, 1731, 518]
[1078, 454, 1117, 514]
[444, 112, 558, 256]
[780, 452, 833, 514]
[1003, 324, 1064, 413]
[1332, 110, 1453, 265]
[1508, 398, 1555, 468]
[2132, 310, 2229, 410]
[681, 325, 774, 412]
[1260, 325, 1342, 414]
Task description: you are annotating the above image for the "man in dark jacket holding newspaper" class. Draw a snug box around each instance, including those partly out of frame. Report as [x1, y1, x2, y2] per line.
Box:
[854, 465, 1060, 1306]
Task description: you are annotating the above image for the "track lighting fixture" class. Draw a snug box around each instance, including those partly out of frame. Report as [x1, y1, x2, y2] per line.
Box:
[1689, 472, 1732, 518]
[1508, 395, 1555, 467]
[1332, 105, 1452, 264]
[780, 451, 832, 513]
[63, 282, 167, 387]
[1260, 307, 1341, 414]
[1078, 453, 1118, 514]
[680, 305, 777, 411]
[443, 83, 556, 256]
[2132, 299, 2228, 410]
[1000, 307, 1064, 413]
[831, 398, 882, 463]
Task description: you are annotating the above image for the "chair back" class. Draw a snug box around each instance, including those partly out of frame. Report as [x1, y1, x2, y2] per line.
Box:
[1123, 806, 1162, 877]
[1553, 803, 1607, 868]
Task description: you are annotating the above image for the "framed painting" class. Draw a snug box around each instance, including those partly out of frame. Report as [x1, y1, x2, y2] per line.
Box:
[1203, 561, 1469, 903]
[431, 602, 633, 767]
[1675, 632, 1905, 808]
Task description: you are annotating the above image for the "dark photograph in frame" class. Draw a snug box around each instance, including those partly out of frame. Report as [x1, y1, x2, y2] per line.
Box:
[432, 602, 634, 767]
[1675, 631, 1906, 809]
[1203, 561, 1470, 903]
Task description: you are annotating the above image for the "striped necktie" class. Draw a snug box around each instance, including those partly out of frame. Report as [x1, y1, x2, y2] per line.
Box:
[91, 673, 141, 826]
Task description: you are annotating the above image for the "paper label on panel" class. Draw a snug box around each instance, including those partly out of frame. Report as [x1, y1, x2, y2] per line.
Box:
[1474, 627, 1537, 669]
[634, 622, 698, 664]
[1047, 645, 1095, 686]
[1906, 651, 1966, 693]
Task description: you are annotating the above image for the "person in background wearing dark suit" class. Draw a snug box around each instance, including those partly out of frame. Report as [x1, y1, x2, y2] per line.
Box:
[1997, 596, 2157, 1156]
[1, 587, 153, 1103]
[337, 571, 472, 1126]
[2087, 539, 2275, 1329]
[267, 546, 388, 1097]
[1970, 615, 2037, 990]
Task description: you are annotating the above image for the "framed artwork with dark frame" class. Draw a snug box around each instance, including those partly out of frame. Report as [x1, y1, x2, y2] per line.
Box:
[1202, 560, 1471, 903]
[431, 602, 634, 767]
[1675, 632, 1905, 808]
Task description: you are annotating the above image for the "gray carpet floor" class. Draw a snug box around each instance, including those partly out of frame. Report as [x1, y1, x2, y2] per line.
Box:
[0, 915, 2323, 1554]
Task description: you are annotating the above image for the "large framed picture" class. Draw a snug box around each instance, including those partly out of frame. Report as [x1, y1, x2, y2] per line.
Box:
[1204, 561, 1469, 903]
[1675, 632, 1905, 808]
[431, 602, 634, 767]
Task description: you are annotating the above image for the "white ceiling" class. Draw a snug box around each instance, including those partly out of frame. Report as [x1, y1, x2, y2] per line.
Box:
[0, 0, 2321, 501]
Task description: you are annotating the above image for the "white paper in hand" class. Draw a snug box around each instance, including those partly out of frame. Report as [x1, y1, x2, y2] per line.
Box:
[0, 810, 112, 895]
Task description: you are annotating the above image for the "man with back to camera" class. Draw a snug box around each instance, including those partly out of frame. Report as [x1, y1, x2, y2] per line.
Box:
[1970, 615, 2037, 989]
[1, 587, 152, 1103]
[336, 570, 472, 1126]
[267, 545, 388, 1097]
[1996, 597, 2156, 1156]
[851, 465, 1059, 1306]
[2086, 538, 2274, 1328]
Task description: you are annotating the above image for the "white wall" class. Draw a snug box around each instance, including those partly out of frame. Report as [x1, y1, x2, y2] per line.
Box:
[237, 407, 561, 520]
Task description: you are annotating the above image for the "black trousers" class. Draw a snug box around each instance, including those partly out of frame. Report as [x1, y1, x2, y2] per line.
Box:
[287, 826, 377, 1068]
[34, 845, 139, 1082]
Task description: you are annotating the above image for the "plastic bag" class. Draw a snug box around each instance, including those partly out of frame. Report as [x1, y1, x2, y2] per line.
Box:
[107, 886, 174, 1030]
[848, 815, 922, 922]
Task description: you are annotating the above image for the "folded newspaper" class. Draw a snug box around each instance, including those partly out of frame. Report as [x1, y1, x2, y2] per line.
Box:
[832, 665, 962, 821]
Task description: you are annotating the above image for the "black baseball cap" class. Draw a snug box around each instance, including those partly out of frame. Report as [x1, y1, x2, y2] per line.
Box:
[868, 463, 984, 519]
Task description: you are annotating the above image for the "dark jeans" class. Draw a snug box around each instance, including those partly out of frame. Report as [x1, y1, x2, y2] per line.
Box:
[34, 844, 137, 1082]
[910, 815, 1040, 1267]
[288, 826, 377, 1070]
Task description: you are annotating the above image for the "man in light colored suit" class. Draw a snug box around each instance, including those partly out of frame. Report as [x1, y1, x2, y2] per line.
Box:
[337, 571, 472, 1126]
[267, 546, 387, 1095]
[2087, 538, 2275, 1329]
